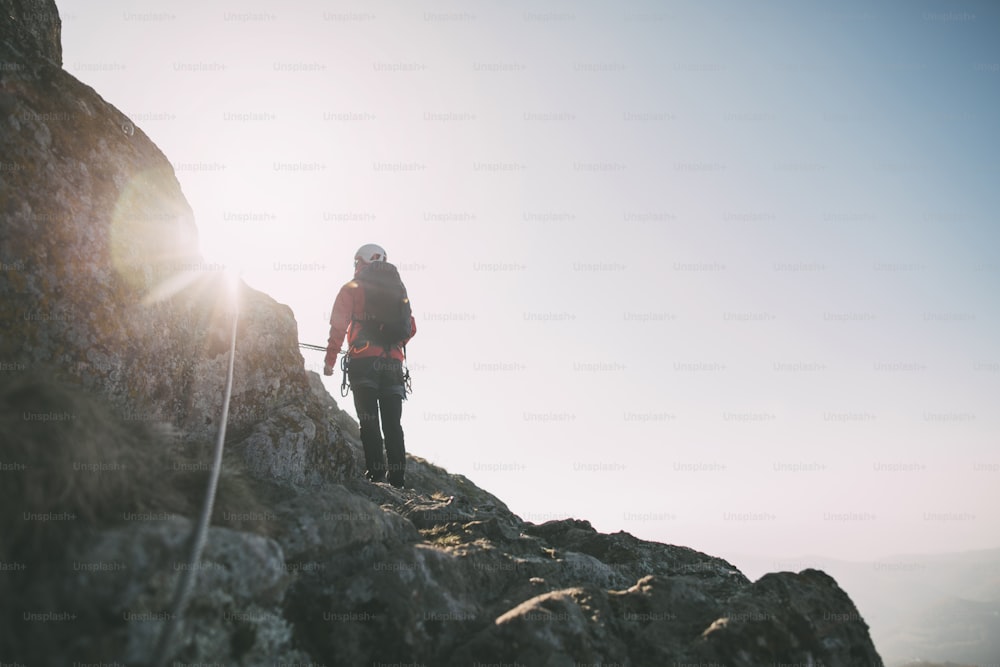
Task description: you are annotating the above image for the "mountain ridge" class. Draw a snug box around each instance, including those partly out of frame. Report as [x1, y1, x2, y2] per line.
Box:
[1, 1, 883, 664]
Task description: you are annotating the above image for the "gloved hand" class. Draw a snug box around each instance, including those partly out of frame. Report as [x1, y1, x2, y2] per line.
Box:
[323, 364, 334, 376]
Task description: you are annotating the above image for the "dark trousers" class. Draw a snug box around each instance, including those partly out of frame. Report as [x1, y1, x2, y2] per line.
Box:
[349, 357, 406, 485]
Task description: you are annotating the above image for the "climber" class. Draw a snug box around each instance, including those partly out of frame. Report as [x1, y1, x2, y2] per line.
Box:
[324, 243, 416, 488]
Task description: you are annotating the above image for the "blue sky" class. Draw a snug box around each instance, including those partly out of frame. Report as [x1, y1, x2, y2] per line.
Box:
[60, 0, 999, 564]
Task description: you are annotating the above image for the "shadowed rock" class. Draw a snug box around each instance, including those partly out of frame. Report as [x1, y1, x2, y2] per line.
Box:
[1, 0, 62, 65]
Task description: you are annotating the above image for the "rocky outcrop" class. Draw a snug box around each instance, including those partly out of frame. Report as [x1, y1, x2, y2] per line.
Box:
[0, 1, 885, 665]
[0, 0, 62, 65]
[1, 369, 884, 667]
[0, 0, 354, 483]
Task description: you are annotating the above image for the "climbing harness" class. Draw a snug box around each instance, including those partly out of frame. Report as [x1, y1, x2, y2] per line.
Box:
[402, 346, 412, 397]
[340, 352, 350, 397]
[298, 341, 411, 397]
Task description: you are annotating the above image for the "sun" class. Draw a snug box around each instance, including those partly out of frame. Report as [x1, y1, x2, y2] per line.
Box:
[196, 219, 258, 276]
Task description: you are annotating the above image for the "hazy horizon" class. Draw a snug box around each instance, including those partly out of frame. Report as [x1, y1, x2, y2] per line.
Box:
[59, 0, 1000, 564]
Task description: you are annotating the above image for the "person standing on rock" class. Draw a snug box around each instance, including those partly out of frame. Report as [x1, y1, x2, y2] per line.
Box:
[324, 243, 416, 488]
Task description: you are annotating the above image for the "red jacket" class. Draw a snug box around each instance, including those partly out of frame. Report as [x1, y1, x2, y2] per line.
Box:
[325, 277, 415, 368]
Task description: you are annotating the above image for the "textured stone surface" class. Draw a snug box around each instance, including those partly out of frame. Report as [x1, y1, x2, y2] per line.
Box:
[0, 0, 62, 65]
[0, 0, 354, 483]
[65, 517, 306, 666]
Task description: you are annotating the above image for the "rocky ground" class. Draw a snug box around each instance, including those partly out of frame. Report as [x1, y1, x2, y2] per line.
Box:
[1, 1, 883, 664]
[1, 368, 883, 666]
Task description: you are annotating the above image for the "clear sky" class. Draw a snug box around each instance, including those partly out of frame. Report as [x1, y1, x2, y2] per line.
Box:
[59, 0, 999, 565]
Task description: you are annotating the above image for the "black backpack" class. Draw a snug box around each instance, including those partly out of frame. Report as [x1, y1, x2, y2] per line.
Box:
[354, 262, 412, 348]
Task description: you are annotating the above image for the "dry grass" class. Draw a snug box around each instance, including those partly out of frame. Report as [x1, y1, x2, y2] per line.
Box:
[0, 370, 275, 564]
[0, 370, 282, 660]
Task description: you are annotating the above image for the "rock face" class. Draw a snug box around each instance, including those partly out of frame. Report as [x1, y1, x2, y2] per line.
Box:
[0, 371, 886, 666]
[0, 0, 354, 483]
[0, 2, 885, 665]
[0, 0, 62, 66]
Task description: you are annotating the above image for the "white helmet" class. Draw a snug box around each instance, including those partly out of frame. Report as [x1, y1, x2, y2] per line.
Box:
[354, 243, 387, 265]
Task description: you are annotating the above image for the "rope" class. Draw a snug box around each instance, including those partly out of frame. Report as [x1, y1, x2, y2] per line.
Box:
[298, 342, 327, 351]
[150, 291, 240, 667]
